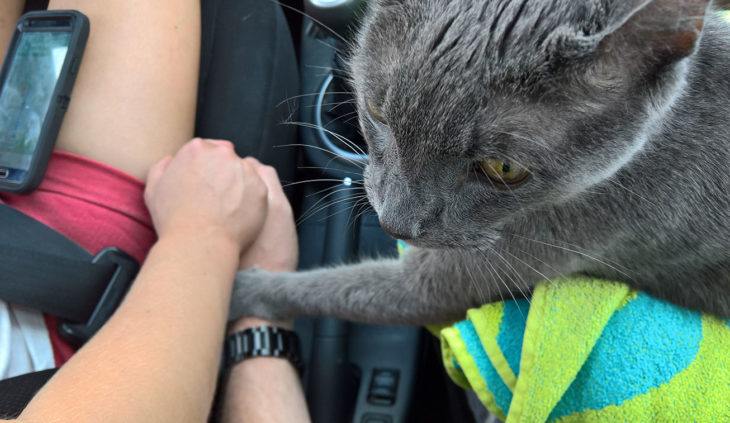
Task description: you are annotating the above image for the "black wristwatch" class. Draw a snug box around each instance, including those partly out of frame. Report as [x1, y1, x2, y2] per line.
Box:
[224, 326, 304, 374]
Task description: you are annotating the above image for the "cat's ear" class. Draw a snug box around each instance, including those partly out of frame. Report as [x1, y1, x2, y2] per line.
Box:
[597, 0, 711, 69]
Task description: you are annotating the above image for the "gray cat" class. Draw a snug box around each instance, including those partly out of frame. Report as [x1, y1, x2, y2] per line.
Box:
[230, 0, 730, 326]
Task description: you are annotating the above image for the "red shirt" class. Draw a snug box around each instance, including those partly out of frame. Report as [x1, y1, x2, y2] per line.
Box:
[0, 151, 156, 365]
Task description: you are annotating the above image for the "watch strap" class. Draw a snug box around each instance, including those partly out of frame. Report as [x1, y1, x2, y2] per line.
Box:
[224, 326, 304, 373]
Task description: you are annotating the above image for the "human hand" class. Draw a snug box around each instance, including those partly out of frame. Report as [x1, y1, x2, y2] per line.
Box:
[144, 138, 268, 254]
[232, 160, 298, 331]
[239, 160, 298, 273]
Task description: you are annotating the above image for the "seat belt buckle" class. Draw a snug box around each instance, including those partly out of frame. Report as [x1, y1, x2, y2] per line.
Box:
[58, 247, 139, 348]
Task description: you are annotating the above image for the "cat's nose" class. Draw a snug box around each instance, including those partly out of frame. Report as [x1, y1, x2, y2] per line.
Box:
[379, 221, 416, 240]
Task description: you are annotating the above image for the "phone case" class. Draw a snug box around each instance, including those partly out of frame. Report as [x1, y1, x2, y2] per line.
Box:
[0, 10, 89, 193]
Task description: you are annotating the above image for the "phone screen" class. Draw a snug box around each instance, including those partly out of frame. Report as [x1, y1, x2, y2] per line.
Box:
[0, 31, 71, 175]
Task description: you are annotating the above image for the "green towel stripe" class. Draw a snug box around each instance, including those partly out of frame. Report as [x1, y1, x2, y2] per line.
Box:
[469, 303, 519, 391]
[441, 326, 507, 420]
[440, 327, 473, 390]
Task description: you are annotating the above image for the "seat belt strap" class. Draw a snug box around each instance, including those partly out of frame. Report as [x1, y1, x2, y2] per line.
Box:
[0, 204, 136, 330]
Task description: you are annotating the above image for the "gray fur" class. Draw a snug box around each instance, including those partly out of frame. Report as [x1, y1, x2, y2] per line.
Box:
[231, 0, 730, 325]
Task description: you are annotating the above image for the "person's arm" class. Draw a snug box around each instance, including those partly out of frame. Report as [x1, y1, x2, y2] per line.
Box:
[0, 0, 23, 61]
[15, 139, 268, 423]
[220, 163, 311, 423]
[221, 317, 310, 423]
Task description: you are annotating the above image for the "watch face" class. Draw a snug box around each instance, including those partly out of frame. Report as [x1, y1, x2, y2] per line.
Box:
[225, 326, 303, 372]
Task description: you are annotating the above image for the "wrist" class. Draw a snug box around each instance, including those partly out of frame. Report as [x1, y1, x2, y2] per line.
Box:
[152, 229, 240, 290]
[223, 326, 303, 374]
[158, 224, 240, 258]
[228, 316, 294, 333]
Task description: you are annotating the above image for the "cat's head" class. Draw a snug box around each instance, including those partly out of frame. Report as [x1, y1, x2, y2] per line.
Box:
[349, 0, 712, 248]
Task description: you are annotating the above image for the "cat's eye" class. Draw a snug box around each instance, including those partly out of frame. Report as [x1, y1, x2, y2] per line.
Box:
[478, 158, 530, 186]
[367, 101, 387, 123]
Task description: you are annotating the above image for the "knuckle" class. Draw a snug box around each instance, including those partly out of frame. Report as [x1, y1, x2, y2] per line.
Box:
[263, 165, 278, 176]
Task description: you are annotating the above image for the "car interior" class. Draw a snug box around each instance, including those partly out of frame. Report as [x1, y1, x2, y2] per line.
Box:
[0, 0, 487, 422]
[3, 0, 730, 422]
[280, 1, 483, 422]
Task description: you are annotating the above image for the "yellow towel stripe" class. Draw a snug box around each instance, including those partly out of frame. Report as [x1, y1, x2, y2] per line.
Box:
[553, 316, 730, 422]
[508, 279, 631, 423]
[469, 304, 519, 391]
[441, 327, 507, 421]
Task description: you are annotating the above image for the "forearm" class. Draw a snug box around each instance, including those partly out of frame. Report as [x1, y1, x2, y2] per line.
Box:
[220, 357, 310, 423]
[18, 231, 239, 423]
[219, 304, 309, 423]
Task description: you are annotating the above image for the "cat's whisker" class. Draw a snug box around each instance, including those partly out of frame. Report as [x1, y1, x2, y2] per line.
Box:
[480, 256, 508, 306]
[475, 246, 526, 320]
[500, 250, 558, 293]
[304, 64, 334, 73]
[298, 190, 366, 225]
[297, 165, 358, 174]
[346, 197, 373, 232]
[323, 111, 360, 125]
[512, 247, 574, 298]
[307, 182, 362, 199]
[316, 100, 357, 109]
[514, 248, 569, 281]
[351, 196, 374, 222]
[266, 0, 349, 45]
[315, 38, 345, 55]
[275, 92, 351, 108]
[463, 257, 488, 307]
[343, 115, 362, 126]
[485, 251, 529, 320]
[297, 165, 364, 179]
[314, 195, 371, 224]
[284, 121, 369, 160]
[505, 233, 634, 282]
[298, 195, 367, 227]
[299, 191, 368, 225]
[490, 249, 533, 308]
[282, 178, 357, 189]
[297, 187, 365, 225]
[498, 250, 591, 319]
[322, 127, 369, 159]
[274, 141, 365, 169]
[325, 99, 358, 114]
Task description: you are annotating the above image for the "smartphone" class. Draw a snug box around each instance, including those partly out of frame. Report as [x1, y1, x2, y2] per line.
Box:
[0, 10, 89, 193]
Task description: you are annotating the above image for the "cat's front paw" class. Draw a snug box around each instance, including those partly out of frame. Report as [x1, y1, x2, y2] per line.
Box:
[229, 267, 293, 322]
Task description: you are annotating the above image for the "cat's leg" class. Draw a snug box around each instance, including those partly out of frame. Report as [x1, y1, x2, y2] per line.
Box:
[230, 247, 530, 325]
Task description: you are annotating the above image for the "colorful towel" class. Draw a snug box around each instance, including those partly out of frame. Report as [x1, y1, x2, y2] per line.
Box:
[438, 278, 730, 422]
[397, 241, 730, 421]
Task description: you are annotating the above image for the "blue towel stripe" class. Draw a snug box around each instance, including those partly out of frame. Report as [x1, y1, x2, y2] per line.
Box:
[455, 320, 513, 415]
[548, 293, 703, 420]
[496, 299, 529, 378]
